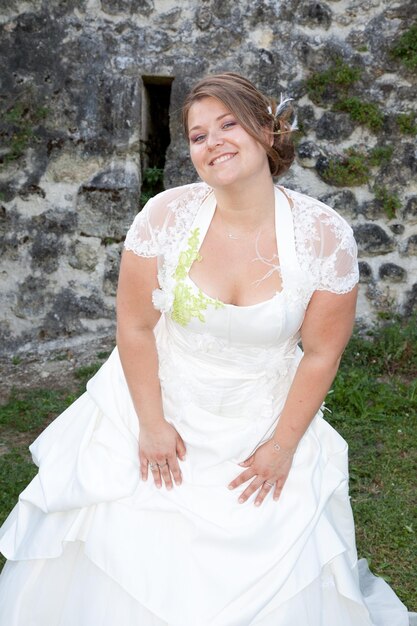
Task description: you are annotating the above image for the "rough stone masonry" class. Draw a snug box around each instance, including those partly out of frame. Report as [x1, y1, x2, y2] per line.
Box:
[0, 0, 416, 358]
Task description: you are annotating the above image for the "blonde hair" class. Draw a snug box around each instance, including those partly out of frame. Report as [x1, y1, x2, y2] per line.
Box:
[182, 72, 296, 178]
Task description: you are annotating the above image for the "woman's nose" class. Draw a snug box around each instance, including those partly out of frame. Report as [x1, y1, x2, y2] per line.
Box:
[206, 130, 224, 150]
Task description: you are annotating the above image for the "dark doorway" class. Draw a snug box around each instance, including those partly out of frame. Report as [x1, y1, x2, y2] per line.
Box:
[140, 76, 173, 204]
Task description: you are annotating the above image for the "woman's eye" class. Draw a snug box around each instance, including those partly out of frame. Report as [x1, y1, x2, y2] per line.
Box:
[223, 121, 236, 129]
[191, 134, 206, 143]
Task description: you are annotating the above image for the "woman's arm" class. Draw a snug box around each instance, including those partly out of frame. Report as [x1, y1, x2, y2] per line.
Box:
[228, 285, 358, 506]
[272, 285, 358, 452]
[116, 250, 186, 489]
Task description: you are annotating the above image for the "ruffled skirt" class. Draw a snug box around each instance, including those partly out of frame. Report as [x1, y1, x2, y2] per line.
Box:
[0, 348, 409, 626]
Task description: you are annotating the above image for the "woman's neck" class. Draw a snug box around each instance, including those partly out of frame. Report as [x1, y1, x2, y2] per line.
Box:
[212, 177, 276, 228]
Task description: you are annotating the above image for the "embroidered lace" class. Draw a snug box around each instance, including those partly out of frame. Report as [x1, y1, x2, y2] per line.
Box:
[124, 182, 359, 322]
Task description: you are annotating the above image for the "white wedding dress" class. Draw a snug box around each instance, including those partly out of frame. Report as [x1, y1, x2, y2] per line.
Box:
[0, 184, 409, 625]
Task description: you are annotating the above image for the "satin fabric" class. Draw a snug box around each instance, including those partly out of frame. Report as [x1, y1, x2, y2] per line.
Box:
[0, 188, 408, 625]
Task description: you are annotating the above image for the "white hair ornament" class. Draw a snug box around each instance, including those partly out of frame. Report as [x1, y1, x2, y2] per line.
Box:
[267, 94, 298, 133]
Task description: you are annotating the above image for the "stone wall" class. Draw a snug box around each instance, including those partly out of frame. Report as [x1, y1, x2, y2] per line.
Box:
[0, 0, 416, 357]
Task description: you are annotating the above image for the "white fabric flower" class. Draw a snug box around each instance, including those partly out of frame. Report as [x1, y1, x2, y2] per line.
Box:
[152, 287, 174, 313]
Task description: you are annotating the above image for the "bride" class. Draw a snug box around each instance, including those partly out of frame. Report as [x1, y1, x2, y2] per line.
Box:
[0, 72, 408, 625]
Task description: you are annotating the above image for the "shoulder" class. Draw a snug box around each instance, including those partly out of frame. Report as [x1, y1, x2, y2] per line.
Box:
[148, 181, 211, 215]
[279, 186, 359, 293]
[280, 185, 354, 240]
[282, 187, 352, 231]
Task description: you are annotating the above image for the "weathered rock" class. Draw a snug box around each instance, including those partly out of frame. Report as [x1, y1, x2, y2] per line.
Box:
[300, 1, 333, 29]
[31, 231, 62, 274]
[296, 141, 322, 167]
[101, 0, 154, 16]
[296, 105, 316, 135]
[14, 276, 50, 319]
[77, 187, 137, 240]
[403, 283, 417, 316]
[403, 196, 417, 224]
[69, 237, 101, 272]
[353, 224, 395, 256]
[319, 189, 359, 219]
[359, 200, 385, 221]
[196, 5, 212, 30]
[41, 288, 112, 339]
[379, 263, 407, 282]
[358, 261, 373, 283]
[28, 208, 78, 273]
[103, 244, 123, 296]
[403, 235, 417, 256]
[389, 223, 405, 235]
[316, 112, 355, 141]
[0, 0, 416, 352]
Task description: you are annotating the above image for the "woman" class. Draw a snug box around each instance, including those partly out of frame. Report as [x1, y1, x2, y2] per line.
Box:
[0, 73, 408, 625]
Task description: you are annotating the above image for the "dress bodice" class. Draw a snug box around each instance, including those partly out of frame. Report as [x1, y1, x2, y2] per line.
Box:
[168, 185, 307, 348]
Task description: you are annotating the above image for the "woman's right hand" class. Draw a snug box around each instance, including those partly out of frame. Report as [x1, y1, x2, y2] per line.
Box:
[139, 420, 187, 490]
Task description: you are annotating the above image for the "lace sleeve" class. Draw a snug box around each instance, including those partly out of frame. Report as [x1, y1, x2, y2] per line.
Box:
[123, 187, 188, 258]
[290, 191, 359, 295]
[315, 216, 359, 294]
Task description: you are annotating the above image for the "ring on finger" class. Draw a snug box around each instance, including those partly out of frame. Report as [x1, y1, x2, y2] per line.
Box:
[157, 461, 168, 468]
[264, 481, 275, 488]
[149, 462, 159, 470]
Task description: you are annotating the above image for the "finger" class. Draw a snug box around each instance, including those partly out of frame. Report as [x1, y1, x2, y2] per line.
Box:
[254, 481, 274, 507]
[138, 449, 149, 481]
[158, 460, 173, 490]
[238, 454, 254, 467]
[140, 458, 149, 481]
[228, 468, 256, 490]
[168, 455, 182, 486]
[176, 436, 187, 461]
[238, 477, 264, 504]
[150, 463, 162, 488]
[273, 481, 284, 501]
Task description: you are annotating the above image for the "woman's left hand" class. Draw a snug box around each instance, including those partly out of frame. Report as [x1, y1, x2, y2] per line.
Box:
[228, 439, 294, 507]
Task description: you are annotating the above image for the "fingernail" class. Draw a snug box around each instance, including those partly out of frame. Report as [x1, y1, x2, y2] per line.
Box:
[167, 485, 172, 490]
[238, 497, 244, 503]
[228, 484, 234, 490]
[255, 501, 260, 506]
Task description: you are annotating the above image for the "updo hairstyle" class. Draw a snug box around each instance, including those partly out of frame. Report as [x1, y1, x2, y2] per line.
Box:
[182, 72, 296, 178]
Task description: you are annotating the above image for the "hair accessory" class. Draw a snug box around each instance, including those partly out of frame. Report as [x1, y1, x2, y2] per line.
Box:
[267, 94, 298, 133]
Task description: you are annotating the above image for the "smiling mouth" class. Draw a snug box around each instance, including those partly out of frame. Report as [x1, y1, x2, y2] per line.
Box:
[210, 153, 237, 166]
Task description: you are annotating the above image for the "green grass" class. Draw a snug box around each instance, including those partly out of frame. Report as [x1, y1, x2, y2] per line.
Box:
[326, 317, 417, 608]
[306, 58, 362, 104]
[391, 22, 417, 71]
[139, 166, 164, 206]
[373, 185, 402, 219]
[396, 112, 417, 135]
[0, 319, 416, 609]
[333, 97, 384, 133]
[319, 149, 371, 186]
[1, 100, 48, 166]
[369, 145, 394, 167]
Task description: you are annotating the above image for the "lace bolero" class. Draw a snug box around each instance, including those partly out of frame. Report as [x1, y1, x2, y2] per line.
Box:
[124, 182, 359, 315]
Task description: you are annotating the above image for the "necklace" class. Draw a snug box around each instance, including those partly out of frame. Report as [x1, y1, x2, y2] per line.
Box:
[217, 211, 265, 241]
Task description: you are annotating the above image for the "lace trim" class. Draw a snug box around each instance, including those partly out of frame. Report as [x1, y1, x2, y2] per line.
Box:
[171, 228, 225, 326]
[285, 188, 359, 295]
[126, 183, 358, 322]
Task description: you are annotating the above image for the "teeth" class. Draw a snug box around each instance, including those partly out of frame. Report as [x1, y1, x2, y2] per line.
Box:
[212, 153, 235, 165]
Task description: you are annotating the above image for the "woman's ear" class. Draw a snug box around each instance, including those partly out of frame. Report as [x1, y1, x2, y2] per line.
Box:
[263, 126, 274, 148]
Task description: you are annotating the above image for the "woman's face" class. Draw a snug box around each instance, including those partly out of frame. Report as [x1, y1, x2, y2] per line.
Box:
[187, 97, 271, 190]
